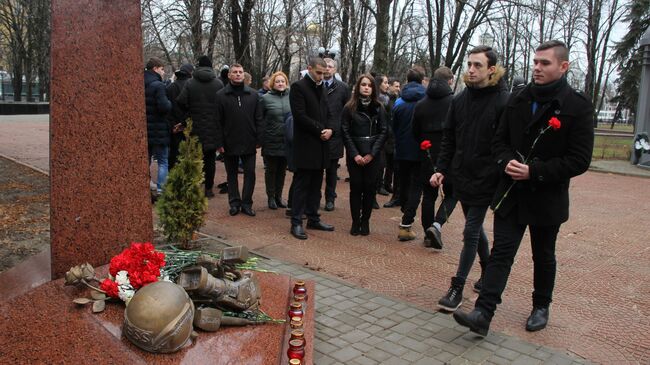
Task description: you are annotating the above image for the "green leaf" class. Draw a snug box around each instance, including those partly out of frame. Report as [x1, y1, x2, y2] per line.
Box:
[92, 300, 106, 313]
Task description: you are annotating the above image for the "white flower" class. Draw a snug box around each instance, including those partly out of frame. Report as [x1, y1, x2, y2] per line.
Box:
[115, 270, 130, 286]
[118, 286, 135, 302]
[161, 274, 172, 282]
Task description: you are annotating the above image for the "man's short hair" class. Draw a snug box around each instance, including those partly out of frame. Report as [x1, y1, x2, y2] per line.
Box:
[433, 66, 454, 82]
[230, 63, 244, 70]
[406, 66, 425, 83]
[468, 45, 498, 67]
[145, 57, 165, 70]
[536, 40, 569, 62]
[324, 58, 338, 69]
[309, 57, 327, 68]
[388, 77, 400, 85]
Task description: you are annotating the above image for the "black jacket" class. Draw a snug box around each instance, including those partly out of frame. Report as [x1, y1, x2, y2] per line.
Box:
[166, 71, 191, 128]
[324, 79, 351, 159]
[412, 78, 453, 168]
[215, 83, 264, 156]
[176, 67, 224, 150]
[437, 67, 510, 206]
[289, 75, 335, 170]
[144, 70, 172, 146]
[261, 89, 291, 157]
[341, 101, 388, 159]
[491, 79, 594, 225]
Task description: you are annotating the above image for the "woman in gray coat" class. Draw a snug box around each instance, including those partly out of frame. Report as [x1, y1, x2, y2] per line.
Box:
[261, 71, 291, 209]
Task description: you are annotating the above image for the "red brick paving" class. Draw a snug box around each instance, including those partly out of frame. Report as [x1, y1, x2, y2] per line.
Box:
[199, 157, 650, 364]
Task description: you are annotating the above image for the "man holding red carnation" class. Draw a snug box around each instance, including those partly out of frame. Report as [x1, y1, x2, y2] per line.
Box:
[453, 40, 594, 335]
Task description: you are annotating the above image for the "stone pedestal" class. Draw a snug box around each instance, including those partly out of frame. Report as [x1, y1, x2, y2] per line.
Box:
[49, 0, 153, 278]
[0, 257, 315, 365]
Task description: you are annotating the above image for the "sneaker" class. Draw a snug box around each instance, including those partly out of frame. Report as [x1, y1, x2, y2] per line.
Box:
[398, 225, 416, 241]
[324, 201, 335, 211]
[438, 284, 463, 311]
[425, 225, 443, 249]
[473, 278, 482, 293]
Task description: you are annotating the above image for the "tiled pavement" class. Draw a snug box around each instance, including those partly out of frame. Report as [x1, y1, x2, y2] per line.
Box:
[252, 250, 586, 365]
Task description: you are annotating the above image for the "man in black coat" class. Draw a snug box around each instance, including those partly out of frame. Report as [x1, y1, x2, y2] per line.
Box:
[166, 63, 194, 170]
[177, 55, 224, 197]
[453, 40, 594, 336]
[289, 57, 336, 239]
[215, 64, 264, 217]
[408, 67, 458, 250]
[322, 58, 350, 211]
[430, 46, 509, 312]
[144, 57, 172, 196]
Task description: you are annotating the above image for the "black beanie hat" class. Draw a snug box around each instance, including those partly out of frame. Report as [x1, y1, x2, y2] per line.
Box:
[197, 55, 212, 68]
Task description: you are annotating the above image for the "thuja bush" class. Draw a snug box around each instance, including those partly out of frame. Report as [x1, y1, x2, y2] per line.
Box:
[156, 119, 208, 249]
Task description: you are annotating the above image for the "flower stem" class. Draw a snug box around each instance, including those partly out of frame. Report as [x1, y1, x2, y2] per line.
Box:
[81, 279, 106, 294]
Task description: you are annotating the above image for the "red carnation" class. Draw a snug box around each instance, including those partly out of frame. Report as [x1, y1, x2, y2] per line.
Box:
[548, 117, 561, 131]
[100, 279, 119, 298]
[420, 140, 432, 150]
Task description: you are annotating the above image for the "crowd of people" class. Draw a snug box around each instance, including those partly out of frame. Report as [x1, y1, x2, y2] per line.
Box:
[144, 39, 594, 336]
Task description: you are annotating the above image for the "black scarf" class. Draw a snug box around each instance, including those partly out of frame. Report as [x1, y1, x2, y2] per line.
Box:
[530, 77, 567, 104]
[230, 82, 245, 96]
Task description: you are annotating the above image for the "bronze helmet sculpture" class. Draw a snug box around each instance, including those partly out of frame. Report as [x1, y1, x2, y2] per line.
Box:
[123, 281, 195, 353]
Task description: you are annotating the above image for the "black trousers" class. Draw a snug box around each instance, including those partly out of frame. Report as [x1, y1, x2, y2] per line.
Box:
[263, 155, 287, 201]
[291, 168, 323, 226]
[169, 131, 185, 171]
[324, 158, 339, 203]
[224, 153, 256, 208]
[347, 158, 381, 223]
[476, 211, 560, 319]
[397, 160, 421, 217]
[203, 148, 217, 190]
[402, 169, 458, 230]
[383, 151, 396, 190]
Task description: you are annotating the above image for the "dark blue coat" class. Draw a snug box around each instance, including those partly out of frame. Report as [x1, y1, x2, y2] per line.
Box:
[392, 81, 426, 161]
[144, 70, 172, 146]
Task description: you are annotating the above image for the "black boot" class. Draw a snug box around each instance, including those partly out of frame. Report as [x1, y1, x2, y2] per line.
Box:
[359, 220, 370, 236]
[526, 306, 549, 332]
[453, 309, 491, 336]
[350, 221, 361, 236]
[438, 277, 464, 311]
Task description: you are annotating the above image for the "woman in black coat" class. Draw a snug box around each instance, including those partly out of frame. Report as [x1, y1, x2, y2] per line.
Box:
[341, 74, 388, 235]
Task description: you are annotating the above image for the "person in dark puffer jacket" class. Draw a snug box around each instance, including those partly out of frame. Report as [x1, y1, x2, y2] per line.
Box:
[261, 71, 291, 210]
[166, 63, 194, 170]
[144, 57, 172, 195]
[177, 55, 224, 197]
[430, 46, 510, 312]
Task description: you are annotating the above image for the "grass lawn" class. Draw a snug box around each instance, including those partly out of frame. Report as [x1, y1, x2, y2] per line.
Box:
[593, 135, 632, 160]
[595, 123, 634, 132]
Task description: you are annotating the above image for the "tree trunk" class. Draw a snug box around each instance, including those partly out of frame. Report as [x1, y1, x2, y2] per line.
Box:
[372, 0, 391, 75]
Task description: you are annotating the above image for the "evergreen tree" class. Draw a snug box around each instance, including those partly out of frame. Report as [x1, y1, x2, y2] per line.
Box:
[612, 0, 650, 120]
[155, 120, 208, 249]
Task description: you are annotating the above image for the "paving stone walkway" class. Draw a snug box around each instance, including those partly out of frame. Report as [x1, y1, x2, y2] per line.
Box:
[252, 248, 586, 365]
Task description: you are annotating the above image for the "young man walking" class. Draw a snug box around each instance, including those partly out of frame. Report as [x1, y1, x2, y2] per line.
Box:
[430, 46, 509, 311]
[453, 40, 594, 335]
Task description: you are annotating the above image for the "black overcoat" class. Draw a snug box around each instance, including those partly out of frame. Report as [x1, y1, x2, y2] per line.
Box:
[325, 79, 351, 159]
[491, 82, 594, 225]
[144, 70, 172, 146]
[289, 76, 334, 170]
[215, 83, 264, 156]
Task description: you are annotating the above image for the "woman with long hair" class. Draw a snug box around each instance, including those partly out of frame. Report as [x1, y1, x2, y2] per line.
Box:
[261, 71, 291, 209]
[341, 74, 388, 235]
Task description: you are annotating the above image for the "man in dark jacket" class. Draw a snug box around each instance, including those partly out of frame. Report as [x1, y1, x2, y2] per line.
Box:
[407, 67, 458, 249]
[166, 63, 194, 170]
[430, 46, 509, 312]
[321, 58, 350, 211]
[383, 78, 402, 207]
[177, 55, 224, 197]
[453, 40, 594, 336]
[393, 67, 426, 241]
[289, 57, 336, 240]
[215, 64, 264, 217]
[144, 57, 172, 196]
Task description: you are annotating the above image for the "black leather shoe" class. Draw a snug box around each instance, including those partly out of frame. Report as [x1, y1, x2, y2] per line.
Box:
[268, 198, 278, 210]
[324, 201, 335, 211]
[241, 206, 256, 216]
[383, 199, 400, 208]
[526, 307, 549, 332]
[291, 224, 307, 240]
[350, 222, 360, 236]
[453, 309, 491, 337]
[229, 206, 240, 216]
[205, 189, 215, 198]
[360, 220, 370, 236]
[276, 198, 287, 208]
[306, 221, 334, 231]
[377, 187, 390, 196]
[373, 199, 380, 209]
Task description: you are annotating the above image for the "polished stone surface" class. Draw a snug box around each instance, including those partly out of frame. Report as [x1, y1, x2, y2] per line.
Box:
[49, 0, 152, 278]
[0, 265, 314, 364]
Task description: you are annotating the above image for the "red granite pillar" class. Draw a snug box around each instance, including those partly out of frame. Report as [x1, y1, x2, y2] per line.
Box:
[49, 0, 153, 278]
